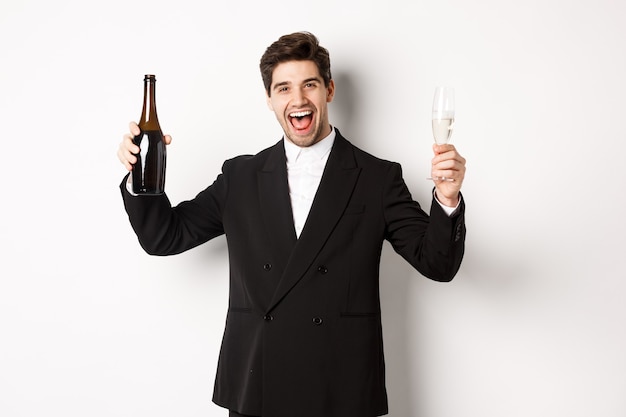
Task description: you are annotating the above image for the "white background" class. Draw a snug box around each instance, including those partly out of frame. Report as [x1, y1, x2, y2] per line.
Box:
[1, 0, 625, 416]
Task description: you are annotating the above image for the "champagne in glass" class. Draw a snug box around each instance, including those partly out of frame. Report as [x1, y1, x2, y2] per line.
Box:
[432, 117, 454, 144]
[429, 86, 455, 181]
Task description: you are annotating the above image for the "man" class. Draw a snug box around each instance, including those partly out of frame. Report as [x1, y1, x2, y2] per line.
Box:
[118, 32, 466, 417]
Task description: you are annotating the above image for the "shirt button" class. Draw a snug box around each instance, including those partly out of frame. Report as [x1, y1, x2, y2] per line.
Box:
[317, 265, 328, 274]
[263, 263, 272, 271]
[263, 315, 274, 322]
[312, 317, 323, 325]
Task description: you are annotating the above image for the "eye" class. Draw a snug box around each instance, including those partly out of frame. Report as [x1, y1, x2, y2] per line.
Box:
[274, 84, 290, 94]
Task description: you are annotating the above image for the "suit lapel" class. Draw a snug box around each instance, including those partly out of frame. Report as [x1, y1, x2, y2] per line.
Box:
[257, 141, 298, 266]
[267, 133, 361, 312]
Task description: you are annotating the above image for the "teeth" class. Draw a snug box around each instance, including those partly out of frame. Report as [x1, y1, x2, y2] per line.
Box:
[289, 111, 312, 118]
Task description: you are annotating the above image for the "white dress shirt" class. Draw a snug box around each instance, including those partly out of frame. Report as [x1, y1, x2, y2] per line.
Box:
[284, 129, 336, 238]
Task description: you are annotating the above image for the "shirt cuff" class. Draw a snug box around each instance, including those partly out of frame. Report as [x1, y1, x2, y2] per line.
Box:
[433, 190, 461, 216]
[125, 175, 138, 196]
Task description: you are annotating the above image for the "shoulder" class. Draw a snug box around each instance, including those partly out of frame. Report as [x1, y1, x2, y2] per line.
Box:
[335, 129, 400, 171]
[222, 140, 284, 172]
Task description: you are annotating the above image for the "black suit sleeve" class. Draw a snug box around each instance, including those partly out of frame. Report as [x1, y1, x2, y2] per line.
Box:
[120, 167, 227, 256]
[383, 163, 465, 282]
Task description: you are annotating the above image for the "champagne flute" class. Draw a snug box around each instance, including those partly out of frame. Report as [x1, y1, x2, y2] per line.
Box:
[428, 86, 455, 181]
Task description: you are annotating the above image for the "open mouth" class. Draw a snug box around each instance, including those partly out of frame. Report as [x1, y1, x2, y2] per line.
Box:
[289, 110, 313, 132]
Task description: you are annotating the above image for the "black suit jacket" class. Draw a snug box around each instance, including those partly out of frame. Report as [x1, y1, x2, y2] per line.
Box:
[121, 129, 465, 417]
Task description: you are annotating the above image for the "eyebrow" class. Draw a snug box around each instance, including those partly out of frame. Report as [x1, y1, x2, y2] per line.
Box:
[302, 77, 322, 84]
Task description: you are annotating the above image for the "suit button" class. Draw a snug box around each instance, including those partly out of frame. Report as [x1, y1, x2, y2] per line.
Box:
[317, 265, 328, 274]
[312, 317, 323, 325]
[263, 315, 274, 321]
[263, 263, 272, 271]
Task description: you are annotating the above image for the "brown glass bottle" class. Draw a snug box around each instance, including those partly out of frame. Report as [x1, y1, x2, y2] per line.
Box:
[131, 74, 166, 195]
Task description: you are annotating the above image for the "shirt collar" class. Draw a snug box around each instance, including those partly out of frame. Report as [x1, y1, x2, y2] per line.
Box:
[284, 127, 336, 164]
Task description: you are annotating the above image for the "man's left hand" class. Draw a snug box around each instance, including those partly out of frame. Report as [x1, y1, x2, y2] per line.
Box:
[431, 144, 466, 207]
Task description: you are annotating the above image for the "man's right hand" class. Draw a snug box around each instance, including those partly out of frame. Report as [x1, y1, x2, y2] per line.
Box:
[117, 121, 172, 171]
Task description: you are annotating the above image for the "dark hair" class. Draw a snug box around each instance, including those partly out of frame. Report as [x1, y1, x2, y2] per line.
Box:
[260, 32, 332, 96]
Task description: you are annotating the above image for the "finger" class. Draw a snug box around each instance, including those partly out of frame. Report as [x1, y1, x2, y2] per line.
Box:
[432, 150, 465, 166]
[432, 156, 459, 170]
[433, 165, 464, 185]
[129, 121, 140, 136]
[432, 158, 466, 179]
[119, 135, 139, 161]
[431, 168, 457, 182]
[433, 143, 456, 154]
[433, 157, 465, 170]
[123, 134, 141, 154]
[435, 161, 466, 177]
[117, 146, 136, 171]
[163, 134, 172, 145]
[119, 143, 138, 163]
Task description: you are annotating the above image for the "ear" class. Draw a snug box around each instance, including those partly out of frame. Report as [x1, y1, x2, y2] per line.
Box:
[326, 79, 335, 103]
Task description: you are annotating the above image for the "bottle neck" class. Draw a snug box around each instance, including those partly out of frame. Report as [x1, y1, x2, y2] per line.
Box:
[139, 76, 160, 130]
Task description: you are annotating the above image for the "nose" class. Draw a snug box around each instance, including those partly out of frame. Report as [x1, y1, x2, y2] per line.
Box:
[291, 87, 308, 106]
